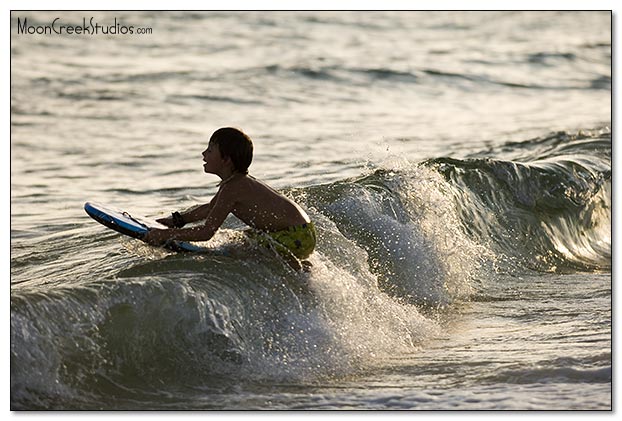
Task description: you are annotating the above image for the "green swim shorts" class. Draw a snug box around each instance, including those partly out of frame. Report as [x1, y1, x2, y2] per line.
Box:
[248, 222, 317, 260]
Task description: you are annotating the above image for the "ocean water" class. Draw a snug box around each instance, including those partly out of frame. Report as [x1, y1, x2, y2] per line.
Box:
[10, 11, 611, 410]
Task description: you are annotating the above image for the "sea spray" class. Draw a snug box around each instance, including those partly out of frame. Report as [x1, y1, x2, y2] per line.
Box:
[303, 164, 487, 306]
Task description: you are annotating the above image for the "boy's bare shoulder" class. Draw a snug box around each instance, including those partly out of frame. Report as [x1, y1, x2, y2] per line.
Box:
[219, 174, 255, 196]
[222, 175, 284, 204]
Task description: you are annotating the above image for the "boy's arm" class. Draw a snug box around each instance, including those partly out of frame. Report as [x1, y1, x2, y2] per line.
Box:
[145, 187, 234, 244]
[183, 201, 215, 222]
[156, 194, 219, 227]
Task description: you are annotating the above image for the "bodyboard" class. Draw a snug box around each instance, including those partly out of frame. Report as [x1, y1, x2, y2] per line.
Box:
[84, 202, 208, 252]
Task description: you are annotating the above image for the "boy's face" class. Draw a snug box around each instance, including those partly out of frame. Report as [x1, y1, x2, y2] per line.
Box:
[202, 140, 229, 176]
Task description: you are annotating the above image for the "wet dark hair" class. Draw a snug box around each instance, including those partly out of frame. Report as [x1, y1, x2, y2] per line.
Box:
[209, 127, 253, 174]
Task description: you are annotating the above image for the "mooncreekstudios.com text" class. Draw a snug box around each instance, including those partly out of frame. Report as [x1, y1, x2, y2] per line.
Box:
[16, 17, 152, 35]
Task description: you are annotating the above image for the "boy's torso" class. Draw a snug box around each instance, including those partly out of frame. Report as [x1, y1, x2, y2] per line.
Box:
[218, 175, 310, 232]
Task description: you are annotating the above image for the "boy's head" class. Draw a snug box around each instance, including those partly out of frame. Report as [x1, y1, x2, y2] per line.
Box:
[209, 127, 253, 174]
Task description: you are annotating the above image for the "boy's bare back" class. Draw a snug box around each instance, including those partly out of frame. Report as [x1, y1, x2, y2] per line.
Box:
[219, 175, 310, 232]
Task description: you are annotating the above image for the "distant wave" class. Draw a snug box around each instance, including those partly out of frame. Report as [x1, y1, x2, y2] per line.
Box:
[256, 62, 609, 91]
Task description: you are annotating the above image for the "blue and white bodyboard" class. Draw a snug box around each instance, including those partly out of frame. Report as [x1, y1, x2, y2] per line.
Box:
[84, 202, 208, 252]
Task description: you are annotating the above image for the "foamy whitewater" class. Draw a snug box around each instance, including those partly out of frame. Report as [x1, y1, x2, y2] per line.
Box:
[10, 11, 611, 409]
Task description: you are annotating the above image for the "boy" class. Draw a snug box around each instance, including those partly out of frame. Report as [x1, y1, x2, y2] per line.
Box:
[144, 127, 316, 269]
